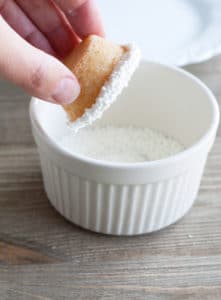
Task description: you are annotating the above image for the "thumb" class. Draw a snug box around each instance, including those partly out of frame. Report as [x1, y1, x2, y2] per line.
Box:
[0, 17, 80, 104]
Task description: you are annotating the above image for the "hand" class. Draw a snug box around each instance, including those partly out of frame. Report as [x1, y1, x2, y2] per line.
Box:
[0, 0, 104, 104]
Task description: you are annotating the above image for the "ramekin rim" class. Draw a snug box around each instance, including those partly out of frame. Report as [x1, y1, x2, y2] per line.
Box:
[30, 61, 220, 170]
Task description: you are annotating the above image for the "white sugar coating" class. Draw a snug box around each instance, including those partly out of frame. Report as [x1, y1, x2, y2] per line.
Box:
[68, 44, 141, 133]
[60, 126, 184, 163]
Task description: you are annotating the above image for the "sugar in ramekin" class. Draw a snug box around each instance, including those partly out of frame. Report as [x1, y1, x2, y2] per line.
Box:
[30, 61, 219, 235]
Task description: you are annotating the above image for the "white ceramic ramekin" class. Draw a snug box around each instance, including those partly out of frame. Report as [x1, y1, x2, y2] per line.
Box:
[30, 61, 220, 235]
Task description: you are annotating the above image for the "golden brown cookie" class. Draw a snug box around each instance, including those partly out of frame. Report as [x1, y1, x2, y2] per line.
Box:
[63, 35, 125, 122]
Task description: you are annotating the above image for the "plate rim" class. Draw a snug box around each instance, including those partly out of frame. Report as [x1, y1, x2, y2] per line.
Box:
[97, 0, 221, 66]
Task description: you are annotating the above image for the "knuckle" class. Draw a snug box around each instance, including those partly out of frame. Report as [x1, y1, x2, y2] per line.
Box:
[30, 64, 45, 90]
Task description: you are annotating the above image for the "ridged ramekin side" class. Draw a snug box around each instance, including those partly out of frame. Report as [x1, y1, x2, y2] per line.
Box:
[39, 152, 206, 235]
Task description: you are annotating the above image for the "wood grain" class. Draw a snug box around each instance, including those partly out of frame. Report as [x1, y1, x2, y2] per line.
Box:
[0, 55, 221, 299]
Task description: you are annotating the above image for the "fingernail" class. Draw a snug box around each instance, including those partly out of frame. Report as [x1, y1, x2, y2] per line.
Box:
[52, 77, 80, 104]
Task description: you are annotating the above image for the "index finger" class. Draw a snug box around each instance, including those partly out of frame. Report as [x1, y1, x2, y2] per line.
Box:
[54, 0, 105, 38]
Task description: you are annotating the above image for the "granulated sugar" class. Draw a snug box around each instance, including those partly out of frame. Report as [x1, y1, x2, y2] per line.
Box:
[60, 126, 184, 163]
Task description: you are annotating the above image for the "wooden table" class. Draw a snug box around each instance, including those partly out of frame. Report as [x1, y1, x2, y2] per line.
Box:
[0, 56, 221, 300]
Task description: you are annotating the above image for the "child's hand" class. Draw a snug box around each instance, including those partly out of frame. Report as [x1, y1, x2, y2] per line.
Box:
[0, 0, 104, 104]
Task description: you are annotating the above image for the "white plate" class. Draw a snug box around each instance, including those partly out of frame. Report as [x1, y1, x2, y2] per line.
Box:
[97, 0, 221, 66]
